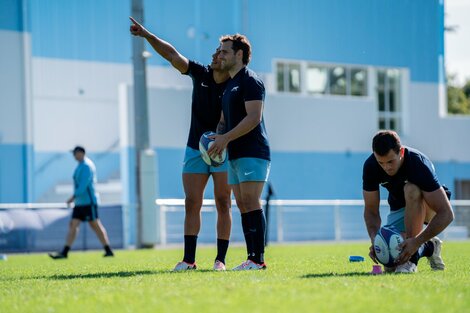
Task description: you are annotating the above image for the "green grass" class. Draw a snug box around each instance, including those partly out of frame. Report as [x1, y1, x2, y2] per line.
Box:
[1, 242, 469, 313]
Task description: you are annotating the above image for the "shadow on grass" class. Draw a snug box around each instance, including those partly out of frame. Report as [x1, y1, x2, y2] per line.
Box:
[1, 268, 222, 281]
[46, 268, 216, 280]
[46, 270, 214, 280]
[301, 271, 378, 279]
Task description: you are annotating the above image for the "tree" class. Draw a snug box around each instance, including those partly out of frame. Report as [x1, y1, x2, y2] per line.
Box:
[447, 75, 470, 115]
[462, 79, 470, 99]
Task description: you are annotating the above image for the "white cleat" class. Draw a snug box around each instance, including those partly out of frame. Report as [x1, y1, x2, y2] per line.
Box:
[427, 237, 445, 270]
[395, 261, 417, 274]
[232, 259, 267, 271]
[213, 260, 226, 271]
[172, 261, 197, 272]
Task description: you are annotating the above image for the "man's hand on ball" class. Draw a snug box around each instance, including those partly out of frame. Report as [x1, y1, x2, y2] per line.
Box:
[207, 134, 228, 158]
[395, 237, 420, 265]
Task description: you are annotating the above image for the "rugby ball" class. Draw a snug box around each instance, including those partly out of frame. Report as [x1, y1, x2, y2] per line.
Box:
[199, 131, 226, 167]
[373, 225, 404, 267]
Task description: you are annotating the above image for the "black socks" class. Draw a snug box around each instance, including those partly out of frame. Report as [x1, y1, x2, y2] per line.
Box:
[104, 245, 113, 254]
[183, 235, 198, 264]
[241, 209, 266, 264]
[410, 240, 435, 265]
[216, 239, 229, 264]
[61, 246, 70, 256]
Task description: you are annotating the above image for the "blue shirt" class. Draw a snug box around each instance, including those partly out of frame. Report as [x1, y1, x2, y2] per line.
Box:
[73, 157, 99, 206]
[183, 61, 228, 150]
[221, 67, 270, 161]
[362, 147, 441, 211]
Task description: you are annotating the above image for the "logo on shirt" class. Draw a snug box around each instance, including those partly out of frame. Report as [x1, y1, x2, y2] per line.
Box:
[244, 171, 254, 176]
[201, 82, 209, 87]
[231, 86, 239, 92]
[380, 181, 389, 186]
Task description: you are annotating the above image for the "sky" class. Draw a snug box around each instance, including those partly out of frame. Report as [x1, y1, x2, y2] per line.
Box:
[445, 0, 470, 85]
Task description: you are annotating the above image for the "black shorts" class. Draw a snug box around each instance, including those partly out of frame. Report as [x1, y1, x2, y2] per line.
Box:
[72, 204, 99, 222]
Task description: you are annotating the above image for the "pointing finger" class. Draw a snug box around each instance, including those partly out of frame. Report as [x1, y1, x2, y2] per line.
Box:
[129, 16, 139, 25]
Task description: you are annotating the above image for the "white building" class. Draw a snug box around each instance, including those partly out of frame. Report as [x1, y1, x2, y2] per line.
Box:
[1, 0, 469, 245]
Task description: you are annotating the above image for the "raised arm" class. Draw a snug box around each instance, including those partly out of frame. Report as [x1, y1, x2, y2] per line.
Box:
[129, 16, 189, 73]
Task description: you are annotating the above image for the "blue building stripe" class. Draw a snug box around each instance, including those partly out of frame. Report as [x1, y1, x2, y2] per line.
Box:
[0, 0, 30, 32]
[26, 0, 443, 83]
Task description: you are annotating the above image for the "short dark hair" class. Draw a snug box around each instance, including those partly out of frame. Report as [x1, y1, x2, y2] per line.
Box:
[72, 146, 86, 154]
[372, 130, 401, 156]
[219, 33, 252, 65]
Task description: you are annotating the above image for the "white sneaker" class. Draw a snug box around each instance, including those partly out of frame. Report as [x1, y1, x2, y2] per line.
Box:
[427, 237, 445, 270]
[232, 260, 267, 271]
[213, 260, 226, 271]
[395, 261, 417, 273]
[172, 261, 197, 271]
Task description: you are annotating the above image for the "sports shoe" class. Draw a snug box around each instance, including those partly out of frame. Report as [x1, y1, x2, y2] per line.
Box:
[232, 260, 267, 271]
[427, 237, 445, 270]
[213, 260, 226, 271]
[103, 251, 114, 257]
[395, 261, 417, 273]
[48, 252, 67, 260]
[172, 261, 197, 271]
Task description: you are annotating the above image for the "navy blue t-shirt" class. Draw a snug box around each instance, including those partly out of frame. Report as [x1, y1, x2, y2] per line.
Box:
[362, 147, 441, 211]
[221, 67, 270, 161]
[183, 61, 228, 150]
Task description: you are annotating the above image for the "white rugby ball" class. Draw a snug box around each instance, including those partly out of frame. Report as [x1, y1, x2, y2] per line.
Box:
[373, 225, 404, 267]
[199, 131, 226, 167]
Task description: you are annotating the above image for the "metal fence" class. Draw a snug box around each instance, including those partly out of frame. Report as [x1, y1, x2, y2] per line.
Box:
[1, 200, 468, 253]
[156, 199, 470, 245]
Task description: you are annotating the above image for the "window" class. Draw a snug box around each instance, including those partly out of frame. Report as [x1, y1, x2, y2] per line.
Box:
[455, 180, 470, 199]
[329, 67, 347, 95]
[351, 68, 367, 96]
[306, 66, 328, 94]
[377, 69, 401, 132]
[276, 61, 368, 97]
[277, 62, 301, 93]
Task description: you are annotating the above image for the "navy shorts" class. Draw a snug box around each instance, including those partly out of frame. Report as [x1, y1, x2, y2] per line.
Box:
[72, 204, 99, 221]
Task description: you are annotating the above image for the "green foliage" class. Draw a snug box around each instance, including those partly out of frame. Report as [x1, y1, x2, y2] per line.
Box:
[447, 74, 470, 115]
[1, 243, 470, 313]
[463, 80, 470, 99]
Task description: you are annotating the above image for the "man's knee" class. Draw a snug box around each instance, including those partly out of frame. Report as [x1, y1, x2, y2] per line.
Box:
[404, 183, 422, 202]
[185, 196, 203, 212]
[69, 220, 80, 229]
[215, 193, 231, 212]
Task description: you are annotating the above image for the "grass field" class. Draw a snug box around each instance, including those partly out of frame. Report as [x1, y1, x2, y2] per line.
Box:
[1, 241, 469, 313]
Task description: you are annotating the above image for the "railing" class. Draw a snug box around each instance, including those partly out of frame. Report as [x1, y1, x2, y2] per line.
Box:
[155, 199, 470, 245]
[1, 199, 469, 251]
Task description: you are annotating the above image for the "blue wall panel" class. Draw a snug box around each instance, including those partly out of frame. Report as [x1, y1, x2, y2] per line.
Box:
[0, 144, 29, 203]
[27, 0, 443, 82]
[0, 0, 28, 32]
[30, 0, 131, 63]
[247, 0, 443, 82]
